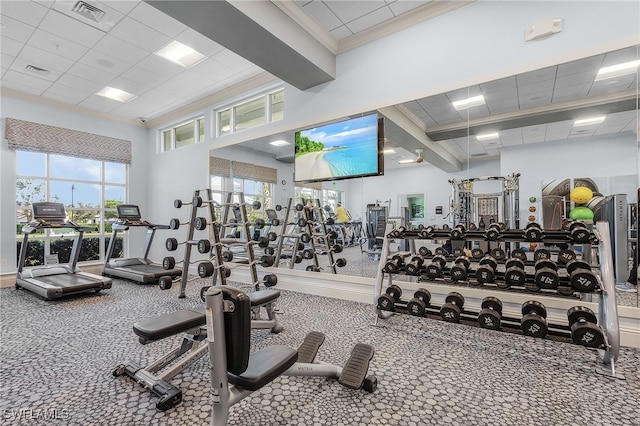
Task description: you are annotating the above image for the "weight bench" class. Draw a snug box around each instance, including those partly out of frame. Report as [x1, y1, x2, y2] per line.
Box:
[204, 287, 378, 425]
[113, 289, 283, 411]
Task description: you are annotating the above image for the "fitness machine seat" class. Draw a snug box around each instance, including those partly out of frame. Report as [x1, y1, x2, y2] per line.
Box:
[133, 307, 205, 344]
[228, 345, 298, 391]
[248, 289, 280, 307]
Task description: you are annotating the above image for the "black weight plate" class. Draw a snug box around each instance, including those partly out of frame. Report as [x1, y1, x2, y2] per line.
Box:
[481, 296, 503, 314]
[485, 228, 500, 241]
[197, 239, 211, 254]
[491, 248, 506, 261]
[505, 258, 525, 270]
[571, 228, 591, 244]
[434, 247, 447, 256]
[385, 284, 402, 301]
[426, 264, 442, 279]
[521, 314, 548, 338]
[479, 256, 498, 270]
[571, 322, 604, 348]
[197, 262, 214, 278]
[418, 246, 432, 256]
[444, 292, 465, 308]
[476, 265, 495, 283]
[557, 249, 576, 265]
[535, 269, 559, 289]
[478, 308, 501, 330]
[414, 288, 431, 304]
[440, 303, 461, 323]
[377, 294, 395, 311]
[194, 216, 207, 231]
[452, 247, 464, 257]
[533, 249, 551, 261]
[524, 227, 543, 242]
[454, 256, 471, 269]
[522, 300, 547, 317]
[496, 279, 511, 289]
[511, 249, 527, 261]
[504, 267, 526, 287]
[471, 248, 485, 260]
[432, 255, 447, 268]
[566, 259, 591, 275]
[165, 237, 178, 251]
[450, 229, 464, 240]
[567, 306, 597, 326]
[450, 265, 467, 282]
[570, 270, 598, 292]
[535, 259, 557, 271]
[406, 299, 426, 317]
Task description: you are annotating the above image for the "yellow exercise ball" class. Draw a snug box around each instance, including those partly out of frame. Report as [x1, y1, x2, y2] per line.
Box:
[570, 186, 593, 204]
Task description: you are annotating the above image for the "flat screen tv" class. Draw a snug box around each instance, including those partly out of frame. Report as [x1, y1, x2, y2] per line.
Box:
[294, 113, 384, 183]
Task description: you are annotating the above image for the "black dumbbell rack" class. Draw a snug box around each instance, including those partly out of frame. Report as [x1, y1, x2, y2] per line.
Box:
[373, 220, 623, 378]
[302, 199, 344, 274]
[272, 198, 305, 269]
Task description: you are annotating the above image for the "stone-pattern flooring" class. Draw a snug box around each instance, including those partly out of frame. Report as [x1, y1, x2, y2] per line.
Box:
[1, 279, 639, 425]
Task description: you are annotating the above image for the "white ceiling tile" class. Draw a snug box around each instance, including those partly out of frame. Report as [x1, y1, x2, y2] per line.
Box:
[27, 28, 89, 61]
[346, 5, 394, 34]
[66, 61, 115, 85]
[519, 96, 552, 109]
[78, 94, 122, 113]
[119, 66, 167, 88]
[78, 49, 133, 75]
[109, 16, 169, 52]
[557, 54, 604, 76]
[106, 75, 150, 97]
[101, 1, 138, 15]
[0, 0, 49, 27]
[127, 1, 186, 38]
[517, 79, 554, 96]
[43, 81, 91, 103]
[189, 58, 236, 82]
[601, 46, 639, 67]
[212, 49, 257, 72]
[56, 72, 105, 93]
[516, 65, 557, 85]
[1, 35, 23, 57]
[92, 35, 148, 65]
[136, 54, 184, 78]
[0, 78, 46, 95]
[9, 57, 62, 82]
[555, 71, 595, 88]
[16, 44, 75, 73]
[2, 69, 51, 93]
[323, 1, 386, 24]
[38, 9, 106, 48]
[1, 53, 16, 73]
[388, 0, 431, 16]
[499, 129, 523, 146]
[0, 14, 36, 43]
[552, 83, 590, 101]
[302, 0, 343, 31]
[175, 28, 226, 58]
[329, 25, 353, 40]
[481, 76, 517, 93]
[160, 70, 216, 97]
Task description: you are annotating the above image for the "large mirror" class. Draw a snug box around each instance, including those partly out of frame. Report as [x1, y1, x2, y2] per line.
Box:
[210, 45, 639, 307]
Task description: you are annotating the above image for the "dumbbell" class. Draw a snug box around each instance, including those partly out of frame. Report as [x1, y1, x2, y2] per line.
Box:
[387, 226, 406, 238]
[260, 255, 276, 267]
[383, 254, 406, 274]
[439, 292, 465, 323]
[331, 258, 347, 268]
[266, 231, 278, 242]
[301, 248, 315, 260]
[377, 284, 402, 311]
[485, 223, 502, 241]
[173, 196, 205, 209]
[197, 261, 216, 278]
[417, 226, 435, 239]
[510, 249, 527, 261]
[406, 288, 432, 317]
[165, 238, 212, 254]
[168, 217, 201, 230]
[567, 306, 605, 348]
[263, 273, 278, 287]
[418, 246, 433, 257]
[490, 248, 506, 261]
[452, 247, 465, 257]
[449, 256, 470, 282]
[207, 197, 262, 211]
[329, 244, 343, 254]
[425, 255, 447, 279]
[434, 247, 448, 256]
[557, 249, 576, 265]
[478, 296, 502, 330]
[404, 255, 425, 275]
[534, 259, 559, 289]
[450, 224, 466, 240]
[501, 258, 526, 289]
[524, 222, 543, 242]
[299, 233, 311, 243]
[470, 248, 485, 260]
[475, 256, 498, 285]
[566, 259, 598, 292]
[296, 218, 308, 227]
[568, 221, 591, 244]
[520, 300, 548, 338]
[533, 248, 551, 261]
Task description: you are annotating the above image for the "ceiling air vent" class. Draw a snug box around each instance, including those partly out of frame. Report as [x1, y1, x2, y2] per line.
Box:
[72, 1, 106, 23]
[25, 65, 50, 76]
[471, 153, 488, 157]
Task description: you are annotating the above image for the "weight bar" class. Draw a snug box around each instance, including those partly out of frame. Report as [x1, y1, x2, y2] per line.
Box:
[478, 296, 502, 330]
[195, 196, 262, 211]
[406, 288, 432, 317]
[567, 306, 605, 348]
[534, 259, 559, 290]
[440, 292, 465, 323]
[524, 222, 543, 242]
[449, 256, 470, 282]
[502, 258, 526, 289]
[165, 237, 212, 254]
[521, 300, 548, 338]
[475, 255, 498, 285]
[566, 259, 598, 292]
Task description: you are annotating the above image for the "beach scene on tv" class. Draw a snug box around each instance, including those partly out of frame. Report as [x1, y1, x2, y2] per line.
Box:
[294, 114, 380, 183]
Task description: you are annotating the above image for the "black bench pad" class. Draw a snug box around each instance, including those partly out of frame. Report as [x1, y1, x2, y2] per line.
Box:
[249, 289, 280, 306]
[133, 307, 205, 343]
[228, 345, 297, 391]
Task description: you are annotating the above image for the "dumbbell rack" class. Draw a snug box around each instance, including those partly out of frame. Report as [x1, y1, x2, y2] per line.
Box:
[373, 221, 623, 378]
[302, 199, 340, 274]
[272, 199, 305, 269]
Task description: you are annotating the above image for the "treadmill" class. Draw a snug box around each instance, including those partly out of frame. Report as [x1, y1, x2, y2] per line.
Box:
[103, 204, 181, 284]
[16, 202, 112, 300]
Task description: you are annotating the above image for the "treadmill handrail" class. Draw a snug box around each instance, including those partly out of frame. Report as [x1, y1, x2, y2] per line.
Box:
[22, 219, 97, 234]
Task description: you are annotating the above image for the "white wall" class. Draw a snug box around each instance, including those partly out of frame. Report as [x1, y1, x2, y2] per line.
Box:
[0, 95, 148, 274]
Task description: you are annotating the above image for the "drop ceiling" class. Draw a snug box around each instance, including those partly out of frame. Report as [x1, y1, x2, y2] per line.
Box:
[1, 0, 638, 167]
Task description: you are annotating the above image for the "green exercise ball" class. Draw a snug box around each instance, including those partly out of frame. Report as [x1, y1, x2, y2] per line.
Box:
[569, 206, 594, 220]
[529, 196, 537, 203]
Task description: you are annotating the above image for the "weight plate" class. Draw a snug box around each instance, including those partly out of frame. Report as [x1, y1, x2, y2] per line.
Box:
[496, 279, 511, 289]
[418, 246, 432, 257]
[525, 282, 541, 292]
[414, 288, 431, 304]
[491, 248, 506, 261]
[440, 303, 461, 323]
[481, 296, 503, 314]
[557, 286, 575, 296]
[522, 300, 547, 317]
[571, 228, 591, 244]
[566, 259, 591, 275]
[471, 248, 485, 260]
[435, 247, 447, 256]
[407, 299, 426, 317]
[454, 256, 471, 269]
[432, 255, 447, 268]
[535, 269, 559, 289]
[570, 270, 598, 292]
[479, 256, 498, 270]
[476, 266, 495, 284]
[535, 259, 557, 271]
[452, 247, 464, 257]
[386, 285, 402, 301]
[521, 314, 548, 338]
[570, 322, 604, 348]
[511, 250, 527, 261]
[450, 265, 467, 282]
[524, 227, 543, 242]
[377, 294, 395, 311]
[426, 264, 442, 279]
[533, 249, 551, 261]
[485, 228, 500, 241]
[505, 258, 525, 270]
[557, 249, 576, 265]
[444, 292, 465, 308]
[478, 308, 501, 330]
[504, 268, 526, 287]
[567, 306, 597, 326]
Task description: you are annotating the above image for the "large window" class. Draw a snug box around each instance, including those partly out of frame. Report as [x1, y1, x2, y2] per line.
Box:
[209, 175, 274, 222]
[161, 116, 205, 152]
[216, 88, 284, 137]
[16, 151, 127, 266]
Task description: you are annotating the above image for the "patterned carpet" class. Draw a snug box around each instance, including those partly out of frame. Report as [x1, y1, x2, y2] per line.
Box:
[1, 278, 639, 426]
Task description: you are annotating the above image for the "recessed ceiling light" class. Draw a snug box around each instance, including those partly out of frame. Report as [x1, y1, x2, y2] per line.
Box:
[155, 40, 206, 68]
[398, 159, 414, 164]
[476, 132, 499, 141]
[269, 140, 289, 147]
[452, 95, 485, 110]
[383, 149, 396, 154]
[595, 59, 640, 81]
[95, 86, 136, 102]
[573, 116, 606, 127]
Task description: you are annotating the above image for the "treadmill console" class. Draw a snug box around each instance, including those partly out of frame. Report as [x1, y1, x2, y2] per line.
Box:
[116, 204, 148, 226]
[32, 202, 67, 225]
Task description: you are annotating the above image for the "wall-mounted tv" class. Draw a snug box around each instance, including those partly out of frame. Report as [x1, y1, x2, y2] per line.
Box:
[294, 113, 384, 183]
